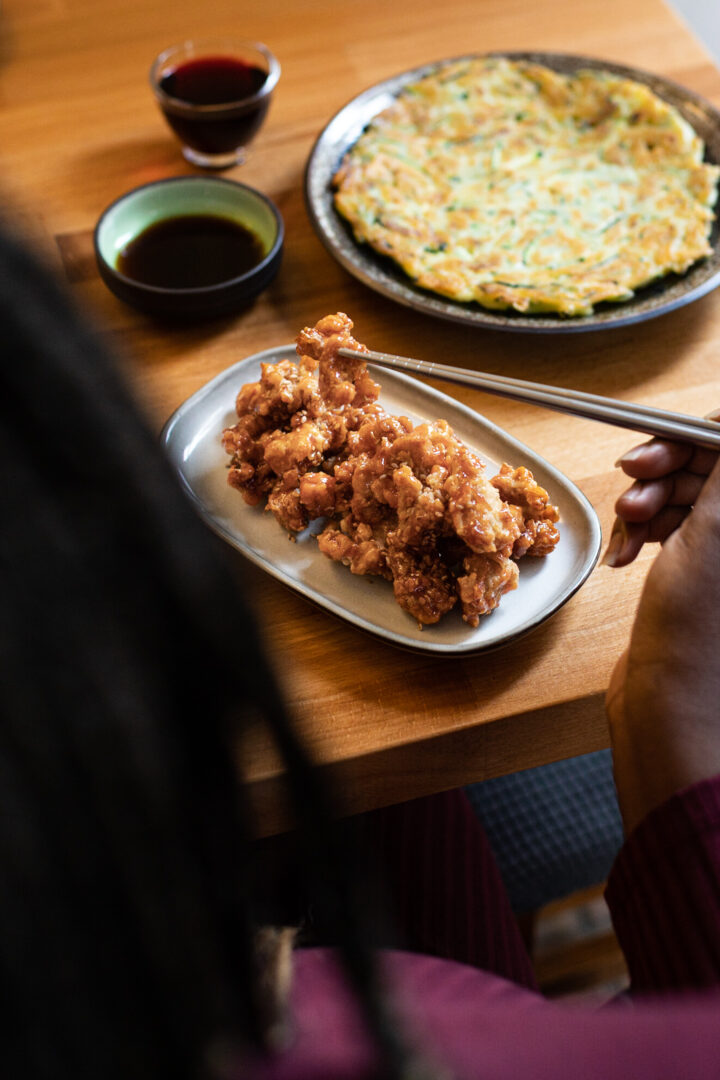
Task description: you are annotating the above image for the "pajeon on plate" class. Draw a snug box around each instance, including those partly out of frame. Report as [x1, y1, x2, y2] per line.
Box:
[305, 52, 720, 333]
[161, 345, 602, 656]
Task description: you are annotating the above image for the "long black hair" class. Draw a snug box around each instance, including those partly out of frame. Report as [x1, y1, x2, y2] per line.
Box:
[0, 223, 420, 1079]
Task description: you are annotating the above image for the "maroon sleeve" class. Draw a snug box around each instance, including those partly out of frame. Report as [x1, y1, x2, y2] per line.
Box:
[605, 774, 720, 992]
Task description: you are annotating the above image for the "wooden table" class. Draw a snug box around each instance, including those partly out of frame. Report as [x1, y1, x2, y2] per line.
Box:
[4, 0, 720, 834]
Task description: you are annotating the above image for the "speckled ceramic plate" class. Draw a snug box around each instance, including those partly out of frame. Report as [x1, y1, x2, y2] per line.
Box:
[305, 52, 720, 334]
[161, 345, 602, 655]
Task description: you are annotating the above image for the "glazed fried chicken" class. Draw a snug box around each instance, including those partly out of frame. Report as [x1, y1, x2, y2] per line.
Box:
[222, 313, 560, 627]
[296, 314, 380, 408]
[492, 463, 561, 558]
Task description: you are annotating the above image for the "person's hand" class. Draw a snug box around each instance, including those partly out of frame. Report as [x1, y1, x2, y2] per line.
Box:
[602, 413, 720, 569]
[605, 449, 720, 832]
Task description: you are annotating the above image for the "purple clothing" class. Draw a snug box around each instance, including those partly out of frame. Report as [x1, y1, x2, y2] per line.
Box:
[249, 951, 720, 1079]
[248, 777, 720, 1079]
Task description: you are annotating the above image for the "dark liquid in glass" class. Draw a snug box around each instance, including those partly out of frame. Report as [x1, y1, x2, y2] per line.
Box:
[117, 215, 265, 289]
[159, 57, 270, 155]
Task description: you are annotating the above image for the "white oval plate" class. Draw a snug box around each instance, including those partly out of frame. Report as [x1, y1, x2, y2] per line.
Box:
[161, 346, 602, 655]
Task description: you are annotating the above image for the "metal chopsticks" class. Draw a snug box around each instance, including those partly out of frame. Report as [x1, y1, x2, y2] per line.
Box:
[337, 347, 720, 451]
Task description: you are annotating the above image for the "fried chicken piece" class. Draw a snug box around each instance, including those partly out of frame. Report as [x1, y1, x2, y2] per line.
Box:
[491, 464, 561, 557]
[266, 470, 308, 533]
[456, 552, 519, 627]
[299, 472, 338, 519]
[226, 458, 276, 505]
[385, 539, 458, 625]
[339, 414, 415, 524]
[223, 315, 382, 514]
[223, 415, 277, 504]
[296, 312, 381, 407]
[444, 463, 520, 557]
[384, 421, 520, 555]
[348, 411, 414, 456]
[327, 459, 355, 516]
[343, 401, 388, 439]
[240, 358, 320, 423]
[388, 464, 446, 547]
[263, 417, 334, 476]
[317, 518, 391, 578]
[222, 358, 321, 506]
[385, 420, 455, 483]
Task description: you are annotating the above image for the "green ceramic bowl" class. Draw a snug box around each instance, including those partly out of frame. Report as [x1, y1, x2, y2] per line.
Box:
[94, 176, 283, 318]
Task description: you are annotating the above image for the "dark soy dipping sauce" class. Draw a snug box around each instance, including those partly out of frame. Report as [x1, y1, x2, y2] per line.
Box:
[159, 57, 269, 153]
[117, 215, 265, 289]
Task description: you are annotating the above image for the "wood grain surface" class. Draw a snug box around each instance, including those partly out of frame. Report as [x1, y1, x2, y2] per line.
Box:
[3, 0, 719, 832]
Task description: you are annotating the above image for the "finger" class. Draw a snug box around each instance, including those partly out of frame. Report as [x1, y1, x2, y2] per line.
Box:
[602, 518, 650, 568]
[651, 505, 693, 542]
[615, 439, 718, 480]
[614, 471, 708, 523]
[615, 439, 692, 477]
[602, 506, 689, 567]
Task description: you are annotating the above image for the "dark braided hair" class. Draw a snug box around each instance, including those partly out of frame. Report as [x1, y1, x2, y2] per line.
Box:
[0, 223, 428, 1079]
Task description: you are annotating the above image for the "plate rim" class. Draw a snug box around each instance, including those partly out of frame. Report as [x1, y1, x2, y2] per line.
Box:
[161, 344, 603, 656]
[304, 50, 720, 335]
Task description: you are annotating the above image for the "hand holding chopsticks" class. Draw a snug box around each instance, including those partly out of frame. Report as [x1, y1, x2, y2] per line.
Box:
[603, 430, 720, 566]
[338, 347, 720, 451]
